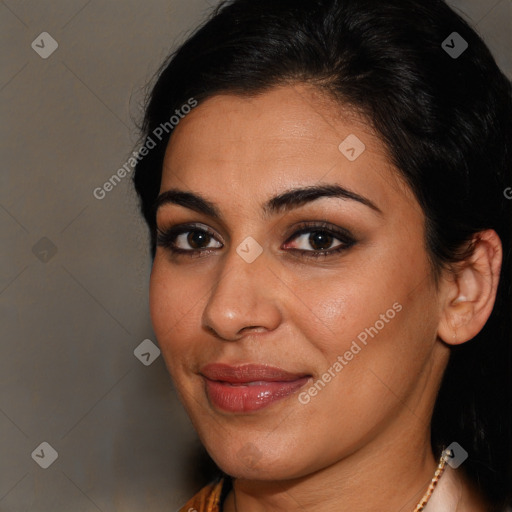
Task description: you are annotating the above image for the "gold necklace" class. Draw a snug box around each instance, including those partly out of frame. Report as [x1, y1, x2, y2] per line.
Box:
[413, 448, 451, 511]
[233, 449, 450, 512]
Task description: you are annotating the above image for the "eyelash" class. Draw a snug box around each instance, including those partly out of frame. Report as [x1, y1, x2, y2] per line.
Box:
[156, 221, 356, 260]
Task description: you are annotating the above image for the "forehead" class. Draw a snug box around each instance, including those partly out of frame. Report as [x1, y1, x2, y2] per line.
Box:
[160, 84, 415, 212]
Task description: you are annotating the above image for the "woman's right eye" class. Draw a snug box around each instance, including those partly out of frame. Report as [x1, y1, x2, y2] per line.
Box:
[156, 224, 223, 256]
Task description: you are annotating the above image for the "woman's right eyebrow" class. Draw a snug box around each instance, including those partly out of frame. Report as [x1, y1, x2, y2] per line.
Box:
[154, 188, 220, 219]
[154, 183, 382, 221]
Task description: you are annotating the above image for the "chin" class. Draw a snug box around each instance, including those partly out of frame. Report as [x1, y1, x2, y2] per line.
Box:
[208, 441, 313, 481]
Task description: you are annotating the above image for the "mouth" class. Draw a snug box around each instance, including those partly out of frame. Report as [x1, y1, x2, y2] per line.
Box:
[200, 363, 312, 413]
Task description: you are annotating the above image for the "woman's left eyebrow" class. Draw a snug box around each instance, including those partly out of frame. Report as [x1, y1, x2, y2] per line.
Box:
[154, 183, 382, 221]
[263, 183, 382, 217]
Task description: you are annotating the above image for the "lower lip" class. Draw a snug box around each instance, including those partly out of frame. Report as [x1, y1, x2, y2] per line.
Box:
[204, 377, 310, 413]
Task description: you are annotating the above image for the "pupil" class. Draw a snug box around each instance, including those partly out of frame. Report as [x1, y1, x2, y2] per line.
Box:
[188, 231, 209, 249]
[309, 231, 332, 250]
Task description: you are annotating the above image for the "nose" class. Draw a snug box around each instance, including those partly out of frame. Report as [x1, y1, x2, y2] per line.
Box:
[201, 245, 282, 341]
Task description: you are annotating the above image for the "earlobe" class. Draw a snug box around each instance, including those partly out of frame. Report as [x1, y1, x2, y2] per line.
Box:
[437, 230, 502, 346]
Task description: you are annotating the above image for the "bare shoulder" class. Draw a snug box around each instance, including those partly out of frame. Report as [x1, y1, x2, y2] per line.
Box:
[457, 472, 494, 512]
[425, 465, 494, 512]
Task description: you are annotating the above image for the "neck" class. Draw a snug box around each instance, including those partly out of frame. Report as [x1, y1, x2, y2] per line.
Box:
[226, 421, 440, 512]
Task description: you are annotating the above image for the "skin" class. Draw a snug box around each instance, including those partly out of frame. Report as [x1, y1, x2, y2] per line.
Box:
[149, 84, 501, 511]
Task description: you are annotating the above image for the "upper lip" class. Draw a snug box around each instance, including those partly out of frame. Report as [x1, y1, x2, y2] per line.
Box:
[200, 363, 309, 383]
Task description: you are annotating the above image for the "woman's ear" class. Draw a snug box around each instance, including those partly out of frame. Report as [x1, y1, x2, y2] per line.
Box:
[437, 230, 502, 345]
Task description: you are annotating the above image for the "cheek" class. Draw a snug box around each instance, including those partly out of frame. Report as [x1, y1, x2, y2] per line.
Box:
[319, 283, 437, 408]
[290, 269, 399, 358]
[294, 248, 437, 401]
[149, 260, 171, 337]
[149, 259, 197, 362]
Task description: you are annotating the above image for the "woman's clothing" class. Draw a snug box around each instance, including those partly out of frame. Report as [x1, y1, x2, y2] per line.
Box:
[178, 477, 231, 512]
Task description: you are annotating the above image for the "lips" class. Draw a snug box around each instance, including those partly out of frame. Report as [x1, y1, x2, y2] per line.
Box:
[200, 363, 311, 413]
[201, 363, 308, 383]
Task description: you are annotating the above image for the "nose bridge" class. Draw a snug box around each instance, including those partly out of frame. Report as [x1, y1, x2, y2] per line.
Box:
[201, 241, 281, 339]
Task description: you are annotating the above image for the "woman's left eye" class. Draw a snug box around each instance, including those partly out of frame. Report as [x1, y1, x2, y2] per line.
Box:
[282, 222, 356, 258]
[286, 231, 345, 251]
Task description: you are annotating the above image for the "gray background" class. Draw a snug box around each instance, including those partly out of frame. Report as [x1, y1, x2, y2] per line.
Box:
[0, 1, 510, 511]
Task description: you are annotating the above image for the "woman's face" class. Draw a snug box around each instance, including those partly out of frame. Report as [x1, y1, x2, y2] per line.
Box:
[150, 85, 448, 479]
